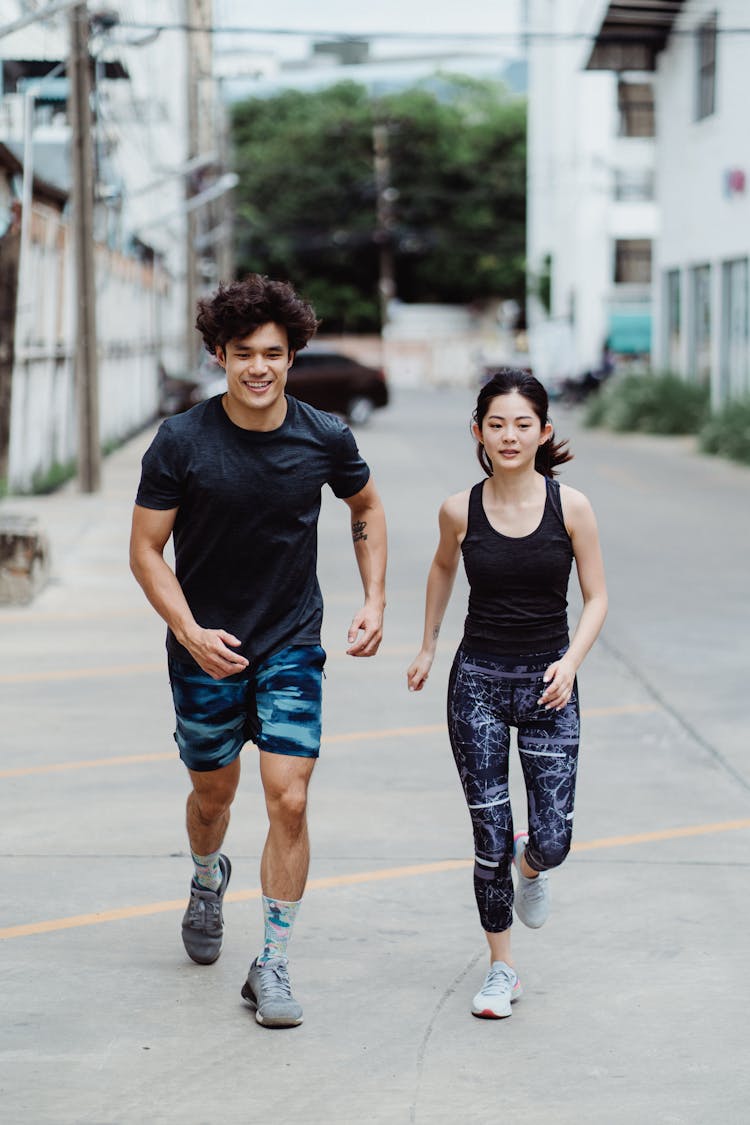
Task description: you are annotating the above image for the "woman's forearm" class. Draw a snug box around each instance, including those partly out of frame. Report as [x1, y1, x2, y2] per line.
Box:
[420, 558, 458, 654]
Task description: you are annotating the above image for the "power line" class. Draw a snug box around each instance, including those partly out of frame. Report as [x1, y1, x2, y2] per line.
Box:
[0, 0, 79, 41]
[108, 21, 750, 40]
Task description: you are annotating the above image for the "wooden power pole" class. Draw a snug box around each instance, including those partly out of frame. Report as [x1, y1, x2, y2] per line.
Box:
[184, 0, 214, 374]
[372, 122, 396, 330]
[68, 1, 100, 492]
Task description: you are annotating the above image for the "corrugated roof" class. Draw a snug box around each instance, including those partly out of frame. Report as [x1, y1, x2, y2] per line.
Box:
[587, 1, 685, 70]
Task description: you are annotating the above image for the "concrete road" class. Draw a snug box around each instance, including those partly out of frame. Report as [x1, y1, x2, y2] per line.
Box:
[1, 387, 749, 1125]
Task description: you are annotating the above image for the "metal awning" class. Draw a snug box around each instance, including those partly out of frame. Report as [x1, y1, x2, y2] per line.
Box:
[586, 1, 685, 71]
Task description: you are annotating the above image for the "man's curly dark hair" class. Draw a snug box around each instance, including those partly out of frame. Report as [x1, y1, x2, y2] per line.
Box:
[195, 274, 320, 356]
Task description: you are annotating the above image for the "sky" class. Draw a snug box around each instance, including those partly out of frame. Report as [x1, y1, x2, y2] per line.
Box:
[214, 0, 524, 65]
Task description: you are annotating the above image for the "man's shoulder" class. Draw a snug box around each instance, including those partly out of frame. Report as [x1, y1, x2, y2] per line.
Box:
[162, 397, 217, 434]
[286, 396, 349, 442]
[152, 397, 219, 449]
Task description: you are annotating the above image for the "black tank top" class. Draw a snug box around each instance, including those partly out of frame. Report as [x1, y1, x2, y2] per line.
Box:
[460, 477, 573, 655]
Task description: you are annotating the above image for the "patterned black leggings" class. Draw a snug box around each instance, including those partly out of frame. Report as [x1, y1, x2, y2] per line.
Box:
[447, 646, 580, 933]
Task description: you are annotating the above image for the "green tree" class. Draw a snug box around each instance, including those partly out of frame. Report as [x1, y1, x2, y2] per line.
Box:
[231, 76, 526, 332]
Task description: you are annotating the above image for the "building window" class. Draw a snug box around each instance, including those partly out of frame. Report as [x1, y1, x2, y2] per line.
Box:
[721, 259, 749, 399]
[696, 14, 717, 121]
[617, 81, 655, 137]
[614, 239, 652, 285]
[690, 265, 712, 384]
[665, 270, 682, 372]
[614, 168, 655, 202]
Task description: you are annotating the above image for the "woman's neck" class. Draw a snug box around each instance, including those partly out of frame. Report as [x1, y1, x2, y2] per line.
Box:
[483, 468, 545, 506]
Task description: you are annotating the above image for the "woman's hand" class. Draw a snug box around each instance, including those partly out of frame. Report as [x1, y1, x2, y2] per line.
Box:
[538, 655, 577, 711]
[407, 651, 434, 692]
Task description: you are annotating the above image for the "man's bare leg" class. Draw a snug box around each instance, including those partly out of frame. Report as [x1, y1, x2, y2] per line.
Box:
[181, 758, 241, 965]
[241, 752, 316, 1028]
[259, 751, 316, 902]
[187, 758, 242, 857]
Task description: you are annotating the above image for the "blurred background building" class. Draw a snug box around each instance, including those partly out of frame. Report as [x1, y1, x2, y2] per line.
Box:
[526, 0, 657, 391]
[527, 0, 750, 410]
[0, 0, 232, 492]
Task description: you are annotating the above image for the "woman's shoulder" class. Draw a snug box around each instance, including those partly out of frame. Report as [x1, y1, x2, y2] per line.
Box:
[438, 488, 473, 536]
[440, 487, 473, 517]
[558, 482, 595, 532]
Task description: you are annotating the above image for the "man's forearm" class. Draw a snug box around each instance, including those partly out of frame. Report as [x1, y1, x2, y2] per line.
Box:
[351, 502, 387, 606]
[131, 547, 199, 646]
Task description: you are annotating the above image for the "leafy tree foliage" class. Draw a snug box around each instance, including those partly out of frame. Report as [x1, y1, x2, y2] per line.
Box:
[231, 76, 526, 332]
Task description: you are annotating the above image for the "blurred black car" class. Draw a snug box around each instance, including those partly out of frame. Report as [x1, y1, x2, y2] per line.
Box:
[287, 347, 388, 424]
[180, 346, 389, 426]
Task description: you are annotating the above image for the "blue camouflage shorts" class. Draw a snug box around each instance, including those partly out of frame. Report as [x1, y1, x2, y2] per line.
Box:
[168, 643, 326, 772]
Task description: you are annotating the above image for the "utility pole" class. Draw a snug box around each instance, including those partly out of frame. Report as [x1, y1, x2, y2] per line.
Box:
[68, 2, 100, 492]
[372, 122, 397, 330]
[184, 0, 213, 374]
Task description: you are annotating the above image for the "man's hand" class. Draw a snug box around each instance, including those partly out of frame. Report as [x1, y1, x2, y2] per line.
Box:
[346, 605, 384, 657]
[183, 627, 250, 679]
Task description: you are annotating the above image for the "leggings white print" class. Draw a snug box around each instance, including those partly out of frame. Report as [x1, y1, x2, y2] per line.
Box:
[447, 646, 580, 933]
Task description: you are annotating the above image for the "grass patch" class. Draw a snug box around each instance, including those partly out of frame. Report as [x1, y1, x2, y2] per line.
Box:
[584, 372, 710, 435]
[29, 459, 77, 495]
[699, 397, 750, 465]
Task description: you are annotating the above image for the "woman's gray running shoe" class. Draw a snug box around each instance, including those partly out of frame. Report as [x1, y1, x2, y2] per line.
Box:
[513, 834, 549, 928]
[471, 961, 522, 1019]
[241, 957, 303, 1028]
[181, 853, 231, 964]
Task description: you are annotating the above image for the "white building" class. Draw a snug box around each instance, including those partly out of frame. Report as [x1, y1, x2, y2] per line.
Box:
[576, 0, 750, 408]
[526, 0, 657, 387]
[647, 1, 749, 406]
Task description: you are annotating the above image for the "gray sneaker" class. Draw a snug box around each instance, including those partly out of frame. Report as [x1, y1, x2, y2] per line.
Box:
[513, 833, 549, 928]
[241, 957, 303, 1028]
[181, 854, 231, 964]
[471, 961, 522, 1019]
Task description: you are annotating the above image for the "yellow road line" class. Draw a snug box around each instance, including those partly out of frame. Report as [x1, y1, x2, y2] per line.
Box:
[0, 708, 658, 779]
[570, 819, 750, 851]
[0, 726, 448, 778]
[0, 861, 471, 941]
[2, 820, 749, 942]
[0, 751, 176, 777]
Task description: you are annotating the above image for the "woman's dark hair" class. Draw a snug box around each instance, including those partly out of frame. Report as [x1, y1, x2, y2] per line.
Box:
[473, 368, 573, 478]
[195, 274, 320, 355]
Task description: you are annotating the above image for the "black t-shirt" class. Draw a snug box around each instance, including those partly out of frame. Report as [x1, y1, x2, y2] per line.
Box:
[135, 394, 371, 666]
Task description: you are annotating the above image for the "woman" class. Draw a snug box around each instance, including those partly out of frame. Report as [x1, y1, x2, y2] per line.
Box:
[407, 369, 607, 1019]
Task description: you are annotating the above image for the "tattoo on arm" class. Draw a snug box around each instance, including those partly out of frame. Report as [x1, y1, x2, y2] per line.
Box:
[352, 519, 368, 543]
[432, 624, 441, 641]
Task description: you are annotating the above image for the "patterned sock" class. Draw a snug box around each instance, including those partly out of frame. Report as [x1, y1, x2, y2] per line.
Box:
[191, 849, 223, 892]
[257, 896, 301, 964]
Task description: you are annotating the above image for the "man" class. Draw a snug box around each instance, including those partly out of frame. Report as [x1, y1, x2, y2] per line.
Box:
[130, 275, 386, 1029]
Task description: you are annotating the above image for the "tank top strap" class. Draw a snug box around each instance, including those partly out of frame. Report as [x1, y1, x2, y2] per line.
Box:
[545, 477, 566, 531]
[466, 481, 485, 530]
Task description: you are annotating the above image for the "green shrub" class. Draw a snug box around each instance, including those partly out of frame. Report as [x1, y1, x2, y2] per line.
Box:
[699, 397, 750, 465]
[583, 372, 709, 434]
[582, 385, 610, 427]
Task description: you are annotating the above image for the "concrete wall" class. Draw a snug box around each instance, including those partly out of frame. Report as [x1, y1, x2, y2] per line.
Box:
[8, 203, 168, 492]
[381, 303, 520, 389]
